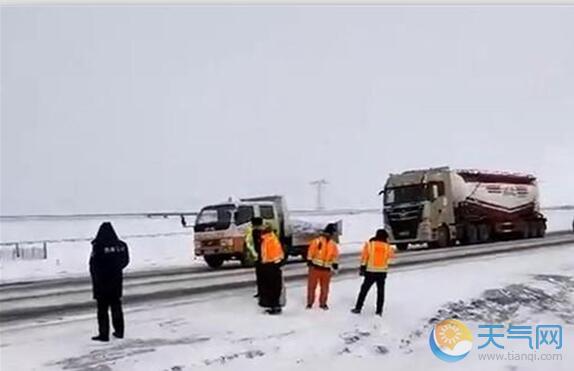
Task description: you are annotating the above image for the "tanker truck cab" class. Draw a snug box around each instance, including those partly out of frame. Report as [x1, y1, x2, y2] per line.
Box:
[382, 167, 546, 251]
[194, 201, 279, 268]
[382, 167, 455, 251]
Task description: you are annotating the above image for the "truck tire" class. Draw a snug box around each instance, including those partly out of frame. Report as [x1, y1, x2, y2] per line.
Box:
[429, 226, 450, 249]
[539, 221, 547, 237]
[396, 243, 409, 251]
[477, 224, 491, 243]
[240, 253, 255, 268]
[533, 221, 546, 238]
[528, 221, 538, 238]
[204, 255, 224, 269]
[464, 224, 478, 245]
[521, 223, 530, 239]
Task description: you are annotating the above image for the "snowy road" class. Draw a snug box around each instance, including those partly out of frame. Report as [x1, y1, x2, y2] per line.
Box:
[2, 232, 573, 323]
[1, 242, 573, 371]
[3, 209, 572, 284]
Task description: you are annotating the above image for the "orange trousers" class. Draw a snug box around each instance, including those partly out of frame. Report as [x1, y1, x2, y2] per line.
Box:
[307, 266, 332, 306]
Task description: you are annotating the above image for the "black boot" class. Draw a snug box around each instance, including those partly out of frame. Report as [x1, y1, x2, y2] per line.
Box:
[266, 307, 282, 315]
[91, 335, 109, 342]
[351, 308, 361, 314]
[113, 332, 124, 339]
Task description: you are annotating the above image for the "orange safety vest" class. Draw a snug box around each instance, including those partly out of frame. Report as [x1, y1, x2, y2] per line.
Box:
[360, 241, 395, 272]
[307, 236, 339, 269]
[260, 232, 284, 264]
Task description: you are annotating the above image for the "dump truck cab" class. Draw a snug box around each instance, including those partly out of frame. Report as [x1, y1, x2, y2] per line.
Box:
[193, 195, 341, 268]
[194, 201, 279, 268]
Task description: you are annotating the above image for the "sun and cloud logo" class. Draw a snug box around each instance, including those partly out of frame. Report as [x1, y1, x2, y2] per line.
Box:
[429, 319, 473, 362]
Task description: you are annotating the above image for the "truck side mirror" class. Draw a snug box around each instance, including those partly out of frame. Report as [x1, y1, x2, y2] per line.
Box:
[432, 184, 439, 200]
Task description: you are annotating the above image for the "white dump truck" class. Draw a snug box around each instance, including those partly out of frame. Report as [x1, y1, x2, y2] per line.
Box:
[192, 195, 341, 268]
[380, 167, 546, 250]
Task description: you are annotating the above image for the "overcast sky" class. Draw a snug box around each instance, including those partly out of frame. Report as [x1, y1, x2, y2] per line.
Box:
[1, 5, 573, 215]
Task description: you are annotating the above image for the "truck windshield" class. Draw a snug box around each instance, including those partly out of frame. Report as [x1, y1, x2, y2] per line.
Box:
[385, 184, 427, 205]
[194, 205, 234, 232]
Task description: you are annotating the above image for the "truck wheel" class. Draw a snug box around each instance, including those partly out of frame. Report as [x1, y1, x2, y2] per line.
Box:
[533, 221, 546, 238]
[521, 223, 530, 239]
[204, 255, 224, 269]
[477, 224, 491, 243]
[240, 253, 255, 268]
[528, 222, 539, 238]
[396, 243, 409, 251]
[429, 226, 450, 249]
[440, 226, 451, 247]
[464, 224, 478, 245]
[539, 221, 547, 237]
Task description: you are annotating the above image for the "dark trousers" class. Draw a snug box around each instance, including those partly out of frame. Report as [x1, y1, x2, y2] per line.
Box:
[258, 263, 282, 308]
[354, 272, 387, 314]
[97, 298, 124, 338]
[255, 262, 263, 296]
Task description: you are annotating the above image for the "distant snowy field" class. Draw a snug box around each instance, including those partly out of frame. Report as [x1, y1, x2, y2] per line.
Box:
[0, 210, 572, 284]
[2, 243, 573, 371]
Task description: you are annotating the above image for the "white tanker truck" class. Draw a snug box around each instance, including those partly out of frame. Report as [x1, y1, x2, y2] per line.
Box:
[380, 167, 546, 250]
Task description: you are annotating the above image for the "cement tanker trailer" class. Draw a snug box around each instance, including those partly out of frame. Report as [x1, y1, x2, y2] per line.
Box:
[380, 167, 546, 251]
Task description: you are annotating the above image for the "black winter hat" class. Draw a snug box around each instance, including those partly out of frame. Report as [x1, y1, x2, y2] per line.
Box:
[251, 217, 263, 226]
[323, 223, 337, 235]
[374, 229, 389, 241]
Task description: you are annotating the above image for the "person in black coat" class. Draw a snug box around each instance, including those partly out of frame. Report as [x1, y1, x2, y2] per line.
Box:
[89, 222, 129, 342]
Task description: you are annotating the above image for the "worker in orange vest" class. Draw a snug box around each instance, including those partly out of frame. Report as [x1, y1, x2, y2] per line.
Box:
[258, 224, 285, 315]
[351, 229, 395, 316]
[306, 223, 339, 310]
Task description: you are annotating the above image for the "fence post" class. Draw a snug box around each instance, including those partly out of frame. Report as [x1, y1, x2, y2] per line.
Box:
[43, 241, 48, 259]
[15, 243, 20, 258]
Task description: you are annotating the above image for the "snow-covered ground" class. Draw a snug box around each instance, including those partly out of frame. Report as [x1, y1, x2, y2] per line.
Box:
[1, 244, 573, 371]
[0, 209, 572, 284]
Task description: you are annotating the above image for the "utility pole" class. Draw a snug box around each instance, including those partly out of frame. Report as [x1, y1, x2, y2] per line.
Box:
[310, 179, 328, 211]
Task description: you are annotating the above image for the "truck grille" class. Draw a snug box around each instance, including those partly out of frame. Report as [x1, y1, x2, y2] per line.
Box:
[384, 204, 423, 240]
[202, 240, 219, 247]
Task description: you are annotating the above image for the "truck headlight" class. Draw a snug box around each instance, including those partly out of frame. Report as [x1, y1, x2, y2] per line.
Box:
[220, 238, 234, 247]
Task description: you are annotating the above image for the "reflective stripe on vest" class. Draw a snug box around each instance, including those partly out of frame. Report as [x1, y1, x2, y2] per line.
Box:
[366, 241, 391, 272]
[310, 238, 337, 268]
